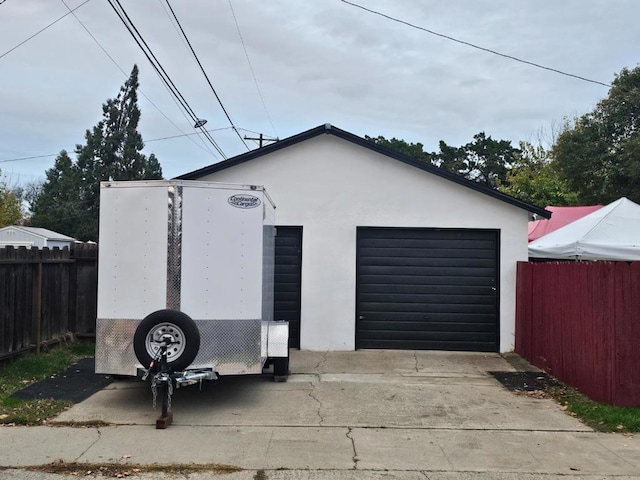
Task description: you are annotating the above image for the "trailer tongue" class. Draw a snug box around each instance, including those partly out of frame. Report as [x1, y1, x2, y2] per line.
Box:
[96, 180, 289, 428]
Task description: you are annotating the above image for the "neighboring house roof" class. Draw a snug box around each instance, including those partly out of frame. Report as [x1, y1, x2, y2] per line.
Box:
[177, 123, 551, 218]
[0, 226, 76, 242]
[528, 205, 603, 242]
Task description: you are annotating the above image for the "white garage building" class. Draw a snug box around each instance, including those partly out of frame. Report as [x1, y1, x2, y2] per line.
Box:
[178, 124, 549, 353]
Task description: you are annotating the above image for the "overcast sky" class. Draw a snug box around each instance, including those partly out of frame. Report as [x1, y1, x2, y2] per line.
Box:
[1, 0, 638, 185]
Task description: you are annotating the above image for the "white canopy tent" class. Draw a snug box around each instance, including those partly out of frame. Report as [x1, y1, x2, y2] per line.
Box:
[528, 197, 640, 261]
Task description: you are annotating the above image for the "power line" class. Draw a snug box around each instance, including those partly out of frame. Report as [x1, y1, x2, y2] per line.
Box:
[0, 154, 58, 164]
[0, 0, 92, 60]
[106, 0, 226, 158]
[341, 0, 612, 88]
[59, 0, 213, 157]
[0, 127, 234, 164]
[163, 0, 250, 151]
[228, 0, 277, 137]
[146, 126, 232, 142]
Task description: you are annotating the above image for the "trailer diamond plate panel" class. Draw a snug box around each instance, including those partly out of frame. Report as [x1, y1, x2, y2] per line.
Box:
[95, 318, 141, 375]
[191, 319, 263, 375]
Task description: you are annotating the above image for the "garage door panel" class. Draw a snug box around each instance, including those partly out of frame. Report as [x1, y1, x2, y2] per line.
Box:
[359, 293, 497, 305]
[361, 339, 494, 351]
[359, 265, 496, 277]
[359, 320, 497, 333]
[360, 284, 494, 296]
[356, 227, 498, 352]
[360, 256, 496, 268]
[361, 311, 497, 323]
[359, 247, 495, 259]
[359, 238, 496, 250]
[361, 330, 497, 343]
[360, 303, 496, 314]
[359, 229, 494, 241]
[360, 275, 494, 286]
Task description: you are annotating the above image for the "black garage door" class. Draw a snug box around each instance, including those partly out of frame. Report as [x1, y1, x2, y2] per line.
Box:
[274, 226, 302, 348]
[356, 227, 499, 352]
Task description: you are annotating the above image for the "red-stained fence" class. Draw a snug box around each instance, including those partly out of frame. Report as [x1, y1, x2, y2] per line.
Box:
[516, 261, 640, 407]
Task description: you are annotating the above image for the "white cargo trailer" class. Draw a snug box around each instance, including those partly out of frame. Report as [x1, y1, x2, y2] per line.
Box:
[95, 180, 289, 392]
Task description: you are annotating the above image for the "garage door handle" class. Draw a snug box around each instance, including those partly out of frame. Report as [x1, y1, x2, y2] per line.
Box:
[358, 315, 365, 320]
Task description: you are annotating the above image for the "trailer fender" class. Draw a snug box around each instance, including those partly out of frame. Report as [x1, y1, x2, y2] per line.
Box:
[133, 309, 200, 372]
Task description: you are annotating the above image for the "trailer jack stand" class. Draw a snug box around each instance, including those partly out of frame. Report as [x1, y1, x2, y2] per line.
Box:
[149, 340, 174, 429]
[156, 381, 173, 429]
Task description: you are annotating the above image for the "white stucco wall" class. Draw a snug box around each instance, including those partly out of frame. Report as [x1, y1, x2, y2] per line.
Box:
[197, 134, 530, 352]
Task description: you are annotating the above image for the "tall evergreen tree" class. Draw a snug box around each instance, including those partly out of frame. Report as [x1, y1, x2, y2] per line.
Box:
[29, 151, 84, 235]
[30, 65, 162, 241]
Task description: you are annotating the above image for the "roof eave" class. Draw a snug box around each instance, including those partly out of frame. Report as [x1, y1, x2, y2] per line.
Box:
[176, 123, 551, 219]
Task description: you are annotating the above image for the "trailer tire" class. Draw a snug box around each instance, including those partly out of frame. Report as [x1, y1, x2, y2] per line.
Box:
[133, 310, 200, 372]
[273, 357, 289, 382]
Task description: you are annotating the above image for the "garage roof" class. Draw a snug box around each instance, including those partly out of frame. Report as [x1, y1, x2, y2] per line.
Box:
[177, 123, 551, 218]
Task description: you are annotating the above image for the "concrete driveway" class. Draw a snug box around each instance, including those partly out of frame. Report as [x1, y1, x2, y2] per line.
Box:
[3, 350, 640, 479]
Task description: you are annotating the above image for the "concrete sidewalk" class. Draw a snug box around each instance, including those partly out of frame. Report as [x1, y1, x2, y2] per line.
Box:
[1, 350, 639, 479]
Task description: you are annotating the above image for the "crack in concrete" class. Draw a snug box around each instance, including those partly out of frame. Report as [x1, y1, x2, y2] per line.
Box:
[434, 437, 454, 471]
[413, 352, 419, 373]
[74, 427, 102, 462]
[593, 437, 640, 472]
[346, 427, 359, 470]
[315, 351, 328, 372]
[421, 472, 432, 480]
[307, 379, 324, 426]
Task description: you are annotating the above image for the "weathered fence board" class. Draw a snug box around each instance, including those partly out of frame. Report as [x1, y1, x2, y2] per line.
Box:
[0, 244, 97, 359]
[516, 261, 640, 407]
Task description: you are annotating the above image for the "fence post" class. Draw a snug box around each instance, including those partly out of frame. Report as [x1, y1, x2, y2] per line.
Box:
[31, 253, 42, 354]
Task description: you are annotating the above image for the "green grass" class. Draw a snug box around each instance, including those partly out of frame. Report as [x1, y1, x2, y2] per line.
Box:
[547, 385, 640, 433]
[0, 340, 95, 425]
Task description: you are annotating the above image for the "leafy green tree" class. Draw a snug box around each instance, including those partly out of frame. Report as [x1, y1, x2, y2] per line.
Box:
[0, 170, 23, 227]
[553, 66, 640, 204]
[367, 132, 519, 189]
[435, 132, 520, 188]
[365, 135, 433, 163]
[498, 142, 578, 207]
[30, 65, 162, 241]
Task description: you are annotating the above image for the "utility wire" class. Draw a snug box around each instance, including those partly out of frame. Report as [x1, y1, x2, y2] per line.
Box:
[1, 127, 234, 164]
[228, 0, 277, 137]
[59, 0, 213, 157]
[341, 0, 612, 88]
[146, 126, 232, 142]
[107, 0, 226, 158]
[0, 154, 57, 164]
[163, 0, 250, 150]
[0, 0, 92, 60]
[107, 0, 222, 158]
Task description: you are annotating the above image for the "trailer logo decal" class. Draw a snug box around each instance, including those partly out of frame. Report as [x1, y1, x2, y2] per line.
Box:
[228, 194, 261, 209]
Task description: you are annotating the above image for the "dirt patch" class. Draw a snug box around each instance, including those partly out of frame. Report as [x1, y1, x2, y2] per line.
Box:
[490, 371, 563, 396]
[1, 460, 242, 478]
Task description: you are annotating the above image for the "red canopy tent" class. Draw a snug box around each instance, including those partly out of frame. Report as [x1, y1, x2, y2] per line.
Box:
[528, 205, 603, 242]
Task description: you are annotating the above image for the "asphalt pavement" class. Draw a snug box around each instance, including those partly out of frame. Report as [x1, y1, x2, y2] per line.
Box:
[1, 350, 640, 479]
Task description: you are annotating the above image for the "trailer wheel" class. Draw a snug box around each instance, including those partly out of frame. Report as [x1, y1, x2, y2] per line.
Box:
[133, 310, 200, 372]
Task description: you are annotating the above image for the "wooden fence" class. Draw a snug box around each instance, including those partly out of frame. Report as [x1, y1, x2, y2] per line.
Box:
[516, 261, 640, 407]
[0, 244, 97, 360]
